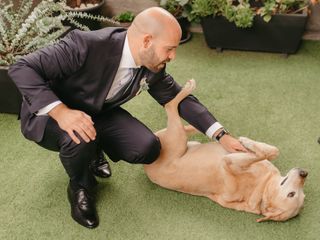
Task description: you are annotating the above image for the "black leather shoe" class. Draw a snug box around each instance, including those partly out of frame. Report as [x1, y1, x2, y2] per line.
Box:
[67, 183, 99, 229]
[90, 151, 112, 178]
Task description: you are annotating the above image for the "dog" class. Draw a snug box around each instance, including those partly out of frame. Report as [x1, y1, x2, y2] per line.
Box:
[144, 79, 308, 222]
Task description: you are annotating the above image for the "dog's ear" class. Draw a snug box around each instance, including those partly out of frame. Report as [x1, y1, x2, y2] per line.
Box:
[256, 208, 283, 222]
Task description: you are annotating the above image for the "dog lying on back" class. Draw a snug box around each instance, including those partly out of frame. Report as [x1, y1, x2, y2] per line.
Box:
[144, 79, 308, 222]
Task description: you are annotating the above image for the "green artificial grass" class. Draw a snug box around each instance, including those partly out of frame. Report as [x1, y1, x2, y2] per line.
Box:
[1, 34, 320, 240]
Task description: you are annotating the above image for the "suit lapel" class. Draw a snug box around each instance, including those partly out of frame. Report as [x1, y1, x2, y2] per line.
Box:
[97, 30, 127, 110]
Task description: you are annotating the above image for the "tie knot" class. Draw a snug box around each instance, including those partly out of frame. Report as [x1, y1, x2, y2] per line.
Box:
[131, 67, 138, 73]
[130, 67, 140, 79]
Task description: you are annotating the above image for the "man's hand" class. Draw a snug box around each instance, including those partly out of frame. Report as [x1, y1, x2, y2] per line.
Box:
[48, 103, 96, 144]
[219, 134, 248, 153]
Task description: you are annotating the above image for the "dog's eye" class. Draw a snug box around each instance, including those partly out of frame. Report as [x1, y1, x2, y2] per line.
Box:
[287, 192, 296, 198]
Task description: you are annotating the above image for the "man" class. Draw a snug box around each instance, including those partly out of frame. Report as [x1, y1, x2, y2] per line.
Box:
[9, 7, 247, 229]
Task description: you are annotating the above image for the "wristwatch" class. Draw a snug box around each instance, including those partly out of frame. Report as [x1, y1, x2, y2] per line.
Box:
[215, 128, 230, 142]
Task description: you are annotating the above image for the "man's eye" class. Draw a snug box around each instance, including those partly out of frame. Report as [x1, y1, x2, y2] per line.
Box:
[287, 192, 296, 198]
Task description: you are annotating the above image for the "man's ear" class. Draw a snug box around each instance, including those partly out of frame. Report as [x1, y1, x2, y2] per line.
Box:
[143, 34, 153, 48]
[256, 208, 283, 222]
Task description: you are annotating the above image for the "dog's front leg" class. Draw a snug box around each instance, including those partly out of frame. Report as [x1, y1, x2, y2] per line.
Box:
[223, 136, 280, 173]
[239, 137, 279, 161]
[222, 151, 266, 174]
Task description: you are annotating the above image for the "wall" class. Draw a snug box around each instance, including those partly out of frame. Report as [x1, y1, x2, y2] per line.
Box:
[101, 0, 158, 17]
[305, 4, 320, 39]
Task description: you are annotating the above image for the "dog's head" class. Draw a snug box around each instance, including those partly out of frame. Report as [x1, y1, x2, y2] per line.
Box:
[257, 168, 308, 222]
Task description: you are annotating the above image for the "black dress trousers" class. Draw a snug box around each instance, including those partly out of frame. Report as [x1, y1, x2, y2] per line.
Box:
[37, 107, 161, 190]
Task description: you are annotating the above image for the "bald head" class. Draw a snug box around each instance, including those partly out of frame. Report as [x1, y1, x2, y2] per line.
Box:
[129, 7, 181, 39]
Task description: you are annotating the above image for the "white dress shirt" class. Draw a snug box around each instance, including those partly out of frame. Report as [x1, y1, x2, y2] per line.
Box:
[37, 35, 223, 139]
[106, 35, 140, 100]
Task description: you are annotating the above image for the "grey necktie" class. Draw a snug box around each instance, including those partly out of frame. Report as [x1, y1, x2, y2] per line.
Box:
[105, 68, 139, 104]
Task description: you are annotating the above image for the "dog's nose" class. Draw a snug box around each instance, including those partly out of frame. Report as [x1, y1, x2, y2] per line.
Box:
[299, 169, 308, 178]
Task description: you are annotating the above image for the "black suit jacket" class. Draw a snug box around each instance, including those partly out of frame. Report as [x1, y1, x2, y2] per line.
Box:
[9, 27, 218, 142]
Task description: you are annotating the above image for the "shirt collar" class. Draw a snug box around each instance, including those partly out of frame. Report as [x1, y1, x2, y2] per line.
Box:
[119, 34, 140, 69]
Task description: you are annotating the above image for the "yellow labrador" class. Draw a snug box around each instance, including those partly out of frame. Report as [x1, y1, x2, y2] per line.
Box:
[144, 79, 307, 222]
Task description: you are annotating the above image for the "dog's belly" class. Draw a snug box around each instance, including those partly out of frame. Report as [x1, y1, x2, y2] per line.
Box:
[145, 142, 277, 203]
[145, 142, 229, 196]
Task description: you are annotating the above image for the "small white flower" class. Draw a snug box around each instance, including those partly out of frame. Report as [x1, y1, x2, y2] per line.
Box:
[136, 77, 149, 96]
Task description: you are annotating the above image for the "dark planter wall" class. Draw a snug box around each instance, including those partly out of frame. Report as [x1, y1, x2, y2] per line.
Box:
[201, 12, 308, 54]
[0, 67, 22, 114]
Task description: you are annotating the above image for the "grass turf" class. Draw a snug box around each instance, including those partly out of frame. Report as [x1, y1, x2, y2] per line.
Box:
[0, 34, 320, 240]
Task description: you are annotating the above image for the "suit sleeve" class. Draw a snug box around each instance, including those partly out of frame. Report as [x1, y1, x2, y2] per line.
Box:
[8, 29, 88, 114]
[148, 70, 218, 135]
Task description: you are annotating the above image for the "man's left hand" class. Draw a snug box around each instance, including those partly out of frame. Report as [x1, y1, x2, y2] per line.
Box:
[219, 134, 248, 153]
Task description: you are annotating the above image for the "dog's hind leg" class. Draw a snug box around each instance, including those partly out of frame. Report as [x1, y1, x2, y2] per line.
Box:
[155, 124, 199, 140]
[156, 79, 197, 159]
[223, 152, 265, 170]
[184, 125, 200, 136]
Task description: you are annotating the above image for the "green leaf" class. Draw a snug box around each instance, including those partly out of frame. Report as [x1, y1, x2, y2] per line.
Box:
[263, 14, 272, 22]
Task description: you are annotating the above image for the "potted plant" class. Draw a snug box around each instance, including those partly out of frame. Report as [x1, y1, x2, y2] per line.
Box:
[65, 0, 104, 10]
[64, 0, 106, 30]
[189, 0, 318, 54]
[160, 0, 193, 44]
[0, 0, 115, 114]
[113, 11, 135, 28]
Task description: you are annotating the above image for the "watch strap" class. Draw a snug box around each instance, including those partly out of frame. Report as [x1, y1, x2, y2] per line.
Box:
[215, 129, 229, 142]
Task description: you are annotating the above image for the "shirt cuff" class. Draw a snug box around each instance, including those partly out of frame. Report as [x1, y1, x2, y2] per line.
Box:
[205, 122, 224, 139]
[36, 101, 62, 116]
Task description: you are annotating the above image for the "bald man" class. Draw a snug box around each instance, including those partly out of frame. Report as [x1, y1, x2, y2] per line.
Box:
[9, 7, 246, 228]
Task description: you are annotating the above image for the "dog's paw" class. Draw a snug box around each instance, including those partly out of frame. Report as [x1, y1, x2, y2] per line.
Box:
[165, 79, 196, 109]
[239, 137, 254, 150]
[182, 79, 196, 94]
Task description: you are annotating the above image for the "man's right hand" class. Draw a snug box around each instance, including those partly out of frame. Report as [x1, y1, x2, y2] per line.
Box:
[48, 103, 96, 144]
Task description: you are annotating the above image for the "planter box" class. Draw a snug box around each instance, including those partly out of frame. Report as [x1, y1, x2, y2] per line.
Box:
[0, 66, 22, 114]
[201, 11, 308, 54]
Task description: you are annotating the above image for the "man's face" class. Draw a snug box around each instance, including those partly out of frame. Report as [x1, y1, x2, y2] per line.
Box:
[139, 34, 180, 73]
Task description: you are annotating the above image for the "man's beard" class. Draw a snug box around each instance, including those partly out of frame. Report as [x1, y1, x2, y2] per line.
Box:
[140, 47, 169, 73]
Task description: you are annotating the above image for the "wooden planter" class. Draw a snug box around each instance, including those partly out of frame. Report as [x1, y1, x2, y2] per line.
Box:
[0, 66, 22, 114]
[200, 11, 308, 54]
